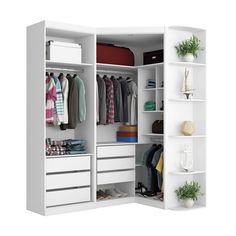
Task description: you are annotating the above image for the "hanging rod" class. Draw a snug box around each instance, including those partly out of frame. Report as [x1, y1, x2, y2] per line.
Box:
[96, 69, 136, 75]
[150, 137, 164, 143]
[46, 67, 84, 73]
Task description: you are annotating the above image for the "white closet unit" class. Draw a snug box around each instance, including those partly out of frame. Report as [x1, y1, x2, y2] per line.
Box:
[27, 21, 206, 215]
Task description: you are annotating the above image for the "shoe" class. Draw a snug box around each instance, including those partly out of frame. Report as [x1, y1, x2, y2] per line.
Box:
[96, 191, 104, 200]
[114, 188, 128, 197]
[98, 190, 112, 199]
[105, 189, 121, 198]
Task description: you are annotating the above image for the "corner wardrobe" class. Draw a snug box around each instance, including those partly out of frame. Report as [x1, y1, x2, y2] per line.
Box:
[27, 21, 206, 215]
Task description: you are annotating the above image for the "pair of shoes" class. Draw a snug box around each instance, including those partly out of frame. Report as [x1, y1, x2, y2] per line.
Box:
[97, 190, 112, 200]
[105, 188, 128, 198]
[153, 192, 164, 201]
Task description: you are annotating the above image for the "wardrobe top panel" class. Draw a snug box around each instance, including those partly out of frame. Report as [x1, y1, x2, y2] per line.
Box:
[44, 21, 95, 38]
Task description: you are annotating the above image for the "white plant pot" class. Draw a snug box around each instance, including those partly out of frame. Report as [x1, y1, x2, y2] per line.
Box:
[183, 53, 195, 62]
[183, 198, 195, 208]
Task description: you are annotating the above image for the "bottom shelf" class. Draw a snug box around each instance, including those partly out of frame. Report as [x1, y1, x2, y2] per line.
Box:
[169, 204, 205, 211]
[135, 195, 165, 209]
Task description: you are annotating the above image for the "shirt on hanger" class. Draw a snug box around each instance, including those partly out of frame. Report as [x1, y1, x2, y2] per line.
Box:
[46, 76, 57, 124]
[75, 76, 86, 122]
[59, 74, 69, 124]
[97, 75, 107, 125]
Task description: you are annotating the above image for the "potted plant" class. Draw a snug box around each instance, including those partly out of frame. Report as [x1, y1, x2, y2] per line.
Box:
[175, 181, 203, 208]
[175, 35, 204, 62]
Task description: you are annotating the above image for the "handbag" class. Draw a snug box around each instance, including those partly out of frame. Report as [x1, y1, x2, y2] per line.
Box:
[152, 120, 164, 134]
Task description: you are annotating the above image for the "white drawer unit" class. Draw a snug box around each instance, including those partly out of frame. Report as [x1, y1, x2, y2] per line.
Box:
[97, 158, 135, 172]
[97, 170, 135, 185]
[46, 171, 90, 190]
[97, 145, 135, 158]
[46, 156, 90, 173]
[46, 187, 91, 207]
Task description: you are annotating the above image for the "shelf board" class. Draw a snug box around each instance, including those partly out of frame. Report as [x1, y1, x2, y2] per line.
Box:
[143, 133, 164, 137]
[169, 170, 205, 175]
[142, 110, 164, 113]
[46, 60, 93, 69]
[46, 153, 93, 158]
[96, 142, 137, 146]
[96, 62, 164, 72]
[143, 87, 164, 91]
[136, 163, 143, 167]
[96, 63, 137, 72]
[168, 98, 206, 102]
[169, 204, 205, 211]
[169, 62, 205, 67]
[137, 62, 164, 69]
[169, 135, 205, 138]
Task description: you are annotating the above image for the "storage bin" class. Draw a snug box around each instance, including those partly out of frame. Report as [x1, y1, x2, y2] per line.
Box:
[143, 49, 164, 65]
[46, 40, 82, 64]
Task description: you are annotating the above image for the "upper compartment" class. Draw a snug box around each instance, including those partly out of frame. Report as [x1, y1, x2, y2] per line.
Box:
[96, 29, 164, 67]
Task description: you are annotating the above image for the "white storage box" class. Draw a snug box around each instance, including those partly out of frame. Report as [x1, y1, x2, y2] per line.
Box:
[46, 40, 82, 64]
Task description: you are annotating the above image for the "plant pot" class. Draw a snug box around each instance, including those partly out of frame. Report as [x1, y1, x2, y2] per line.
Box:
[183, 198, 195, 208]
[183, 53, 194, 62]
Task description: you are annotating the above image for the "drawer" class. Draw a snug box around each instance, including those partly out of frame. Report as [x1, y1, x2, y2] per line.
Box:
[46, 156, 90, 173]
[97, 145, 135, 158]
[46, 171, 90, 189]
[97, 158, 134, 172]
[97, 170, 135, 185]
[46, 187, 90, 207]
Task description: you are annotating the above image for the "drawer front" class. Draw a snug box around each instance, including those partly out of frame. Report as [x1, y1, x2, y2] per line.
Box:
[97, 170, 135, 185]
[46, 156, 90, 173]
[97, 158, 134, 172]
[46, 187, 90, 207]
[97, 145, 135, 158]
[46, 172, 90, 190]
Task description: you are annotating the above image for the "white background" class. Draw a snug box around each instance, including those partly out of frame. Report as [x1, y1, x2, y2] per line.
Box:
[0, 0, 235, 235]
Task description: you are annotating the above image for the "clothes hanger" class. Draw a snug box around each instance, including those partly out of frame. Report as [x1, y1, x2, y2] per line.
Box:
[50, 72, 54, 77]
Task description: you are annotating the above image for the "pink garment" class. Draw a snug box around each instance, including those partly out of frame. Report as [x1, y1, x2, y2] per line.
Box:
[104, 77, 115, 124]
[46, 76, 57, 123]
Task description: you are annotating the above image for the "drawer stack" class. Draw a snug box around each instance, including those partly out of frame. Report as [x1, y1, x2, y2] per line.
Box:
[97, 145, 135, 185]
[45, 156, 91, 207]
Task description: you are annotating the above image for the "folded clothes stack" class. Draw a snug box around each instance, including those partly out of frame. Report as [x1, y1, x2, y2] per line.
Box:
[46, 138, 86, 156]
[144, 101, 156, 111]
[117, 125, 137, 142]
[146, 79, 156, 89]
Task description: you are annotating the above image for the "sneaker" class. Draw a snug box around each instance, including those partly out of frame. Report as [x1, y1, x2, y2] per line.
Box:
[98, 190, 112, 199]
[114, 188, 128, 197]
[105, 189, 121, 198]
[96, 191, 104, 200]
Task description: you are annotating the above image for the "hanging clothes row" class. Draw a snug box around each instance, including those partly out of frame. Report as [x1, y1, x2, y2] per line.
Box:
[46, 72, 86, 130]
[142, 144, 164, 195]
[96, 74, 137, 125]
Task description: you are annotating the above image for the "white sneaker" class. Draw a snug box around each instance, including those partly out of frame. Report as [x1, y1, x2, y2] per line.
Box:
[105, 189, 121, 198]
[114, 188, 128, 197]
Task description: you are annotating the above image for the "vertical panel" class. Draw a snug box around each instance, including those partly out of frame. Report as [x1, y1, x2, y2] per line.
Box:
[27, 21, 45, 215]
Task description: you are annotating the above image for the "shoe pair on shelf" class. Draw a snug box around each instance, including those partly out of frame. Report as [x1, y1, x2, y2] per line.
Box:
[97, 188, 128, 200]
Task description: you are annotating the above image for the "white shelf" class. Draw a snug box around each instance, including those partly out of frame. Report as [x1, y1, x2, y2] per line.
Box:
[143, 87, 164, 91]
[169, 62, 205, 67]
[46, 60, 93, 69]
[169, 170, 205, 175]
[169, 204, 205, 211]
[143, 133, 164, 137]
[46, 153, 93, 158]
[169, 135, 205, 138]
[96, 142, 137, 146]
[96, 63, 137, 72]
[96, 62, 164, 71]
[168, 98, 206, 102]
[137, 62, 164, 69]
[142, 110, 164, 113]
[136, 163, 143, 167]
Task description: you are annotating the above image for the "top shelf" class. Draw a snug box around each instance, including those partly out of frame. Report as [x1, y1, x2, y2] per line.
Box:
[169, 62, 205, 67]
[96, 62, 164, 72]
[46, 60, 93, 69]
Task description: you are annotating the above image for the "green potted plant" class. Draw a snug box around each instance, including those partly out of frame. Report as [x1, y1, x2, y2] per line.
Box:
[175, 35, 204, 62]
[175, 181, 203, 208]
